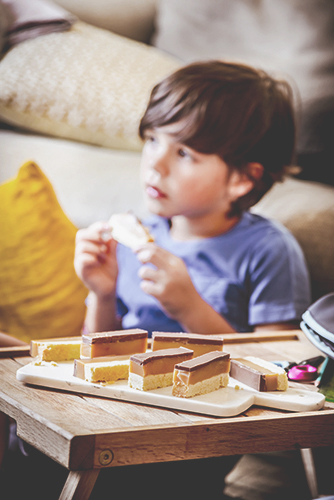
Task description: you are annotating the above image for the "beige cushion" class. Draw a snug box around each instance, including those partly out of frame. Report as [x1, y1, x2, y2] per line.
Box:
[0, 21, 180, 151]
[53, 0, 157, 43]
[0, 129, 147, 229]
[252, 176, 334, 301]
[153, 0, 334, 104]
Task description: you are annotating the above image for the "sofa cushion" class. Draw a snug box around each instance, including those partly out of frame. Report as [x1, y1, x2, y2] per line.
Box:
[153, 0, 334, 104]
[153, 0, 334, 185]
[252, 176, 334, 302]
[0, 21, 180, 151]
[53, 0, 157, 43]
[0, 160, 88, 343]
[0, 129, 147, 229]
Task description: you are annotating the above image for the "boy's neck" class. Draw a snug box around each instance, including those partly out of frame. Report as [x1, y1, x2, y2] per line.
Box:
[169, 213, 241, 241]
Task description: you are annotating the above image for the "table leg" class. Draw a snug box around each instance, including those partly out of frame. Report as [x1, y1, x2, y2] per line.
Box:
[58, 469, 100, 500]
[0, 411, 8, 469]
[300, 448, 318, 499]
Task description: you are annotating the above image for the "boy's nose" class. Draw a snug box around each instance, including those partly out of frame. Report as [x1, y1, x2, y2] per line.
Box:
[150, 149, 170, 176]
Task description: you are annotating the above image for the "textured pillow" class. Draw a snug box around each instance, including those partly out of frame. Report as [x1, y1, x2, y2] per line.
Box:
[0, 21, 180, 151]
[0, 161, 88, 343]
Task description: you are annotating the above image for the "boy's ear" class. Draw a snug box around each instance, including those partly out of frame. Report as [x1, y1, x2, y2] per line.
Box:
[246, 162, 264, 182]
[229, 162, 264, 200]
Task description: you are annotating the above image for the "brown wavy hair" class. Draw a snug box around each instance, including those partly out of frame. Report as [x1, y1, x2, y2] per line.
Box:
[139, 61, 295, 216]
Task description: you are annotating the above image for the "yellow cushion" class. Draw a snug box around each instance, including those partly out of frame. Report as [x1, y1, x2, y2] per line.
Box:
[0, 21, 180, 152]
[0, 161, 88, 343]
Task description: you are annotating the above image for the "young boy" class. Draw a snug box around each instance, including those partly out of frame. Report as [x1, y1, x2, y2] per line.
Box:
[75, 60, 310, 336]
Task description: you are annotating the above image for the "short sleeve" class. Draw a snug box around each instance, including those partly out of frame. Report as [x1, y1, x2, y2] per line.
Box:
[248, 226, 311, 327]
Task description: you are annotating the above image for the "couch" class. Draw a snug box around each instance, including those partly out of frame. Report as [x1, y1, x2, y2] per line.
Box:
[0, 0, 334, 343]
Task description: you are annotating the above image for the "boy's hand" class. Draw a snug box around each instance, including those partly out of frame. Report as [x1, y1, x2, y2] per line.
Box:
[74, 222, 118, 298]
[136, 244, 198, 321]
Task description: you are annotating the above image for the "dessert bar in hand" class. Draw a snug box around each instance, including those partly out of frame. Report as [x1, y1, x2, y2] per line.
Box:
[230, 356, 288, 391]
[152, 331, 224, 358]
[129, 347, 193, 391]
[108, 213, 154, 249]
[74, 355, 130, 383]
[30, 338, 81, 361]
[172, 351, 230, 398]
[81, 329, 148, 358]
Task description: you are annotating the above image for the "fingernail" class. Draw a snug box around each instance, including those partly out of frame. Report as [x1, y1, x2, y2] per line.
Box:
[137, 249, 151, 262]
[101, 230, 111, 242]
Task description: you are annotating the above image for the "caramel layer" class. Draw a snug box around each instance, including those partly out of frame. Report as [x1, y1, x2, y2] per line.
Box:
[81, 329, 148, 358]
[130, 347, 193, 377]
[174, 359, 230, 386]
[152, 332, 224, 358]
[174, 351, 230, 386]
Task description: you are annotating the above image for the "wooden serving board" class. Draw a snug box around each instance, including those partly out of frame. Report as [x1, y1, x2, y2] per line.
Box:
[16, 361, 325, 417]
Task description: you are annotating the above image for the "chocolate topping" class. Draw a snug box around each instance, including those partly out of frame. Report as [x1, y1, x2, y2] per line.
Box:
[230, 359, 267, 391]
[130, 347, 193, 365]
[82, 329, 148, 345]
[152, 331, 224, 345]
[175, 351, 230, 371]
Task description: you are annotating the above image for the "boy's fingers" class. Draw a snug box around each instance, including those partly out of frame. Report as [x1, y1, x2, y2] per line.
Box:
[74, 253, 100, 274]
[75, 252, 97, 266]
[140, 280, 162, 297]
[138, 265, 159, 282]
[76, 222, 111, 243]
[136, 245, 170, 268]
[75, 240, 108, 257]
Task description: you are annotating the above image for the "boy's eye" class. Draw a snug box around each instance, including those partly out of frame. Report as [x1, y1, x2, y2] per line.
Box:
[146, 134, 156, 143]
[143, 130, 158, 144]
[178, 148, 191, 159]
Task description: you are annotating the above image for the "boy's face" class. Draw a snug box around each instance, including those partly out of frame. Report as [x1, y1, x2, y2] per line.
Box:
[140, 125, 246, 221]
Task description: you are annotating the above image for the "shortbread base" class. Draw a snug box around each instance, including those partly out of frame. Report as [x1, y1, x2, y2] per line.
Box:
[85, 361, 129, 383]
[172, 372, 229, 398]
[128, 372, 173, 391]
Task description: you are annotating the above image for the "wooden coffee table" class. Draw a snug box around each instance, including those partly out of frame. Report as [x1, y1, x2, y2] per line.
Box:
[1, 330, 333, 500]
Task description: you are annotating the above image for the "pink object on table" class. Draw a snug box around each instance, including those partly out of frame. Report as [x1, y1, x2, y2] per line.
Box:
[288, 364, 318, 382]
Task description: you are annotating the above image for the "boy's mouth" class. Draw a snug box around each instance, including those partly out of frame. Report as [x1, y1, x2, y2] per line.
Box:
[145, 185, 167, 199]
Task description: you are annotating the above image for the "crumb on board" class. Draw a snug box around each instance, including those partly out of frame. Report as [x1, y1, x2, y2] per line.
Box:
[32, 358, 58, 367]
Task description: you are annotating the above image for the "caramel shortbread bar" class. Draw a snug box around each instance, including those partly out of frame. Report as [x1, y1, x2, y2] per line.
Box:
[230, 356, 288, 391]
[172, 351, 230, 398]
[30, 338, 81, 361]
[108, 213, 154, 249]
[129, 347, 193, 391]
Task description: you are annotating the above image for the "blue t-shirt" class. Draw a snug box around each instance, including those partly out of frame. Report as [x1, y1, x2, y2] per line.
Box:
[116, 212, 311, 335]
